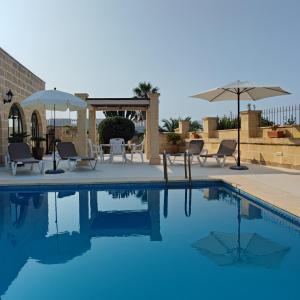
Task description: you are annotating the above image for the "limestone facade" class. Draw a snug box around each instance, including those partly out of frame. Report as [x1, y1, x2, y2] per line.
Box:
[0, 48, 46, 163]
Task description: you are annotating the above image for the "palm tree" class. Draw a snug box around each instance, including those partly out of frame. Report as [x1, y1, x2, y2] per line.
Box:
[133, 82, 159, 121]
[133, 82, 159, 98]
[190, 120, 202, 131]
[103, 110, 137, 120]
[103, 82, 159, 121]
[160, 117, 202, 132]
[161, 118, 180, 132]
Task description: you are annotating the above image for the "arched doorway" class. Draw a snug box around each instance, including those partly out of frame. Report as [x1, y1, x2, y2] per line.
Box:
[31, 111, 40, 139]
[8, 104, 25, 143]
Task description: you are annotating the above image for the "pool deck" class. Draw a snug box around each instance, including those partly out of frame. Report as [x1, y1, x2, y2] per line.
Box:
[1, 155, 300, 218]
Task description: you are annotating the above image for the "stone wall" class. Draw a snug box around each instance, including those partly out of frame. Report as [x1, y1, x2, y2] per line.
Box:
[0, 48, 46, 163]
[159, 111, 300, 169]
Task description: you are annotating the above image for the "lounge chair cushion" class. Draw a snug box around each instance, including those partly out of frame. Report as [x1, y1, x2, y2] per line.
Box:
[57, 142, 78, 159]
[200, 140, 237, 158]
[188, 140, 204, 155]
[8, 143, 39, 163]
[57, 142, 97, 170]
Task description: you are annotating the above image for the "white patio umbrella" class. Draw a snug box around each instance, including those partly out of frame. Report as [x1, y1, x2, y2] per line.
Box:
[191, 81, 290, 170]
[21, 88, 87, 174]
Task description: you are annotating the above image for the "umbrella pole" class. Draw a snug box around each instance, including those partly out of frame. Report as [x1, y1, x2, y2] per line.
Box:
[237, 91, 240, 166]
[237, 197, 241, 261]
[230, 88, 248, 170]
[53, 104, 57, 170]
[45, 103, 65, 174]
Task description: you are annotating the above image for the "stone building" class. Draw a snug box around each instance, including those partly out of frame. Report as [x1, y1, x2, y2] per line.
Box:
[0, 48, 46, 164]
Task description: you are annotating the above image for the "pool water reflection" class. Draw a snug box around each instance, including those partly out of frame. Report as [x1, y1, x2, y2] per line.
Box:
[0, 184, 299, 299]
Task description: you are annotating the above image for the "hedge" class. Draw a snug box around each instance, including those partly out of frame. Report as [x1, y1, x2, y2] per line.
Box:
[98, 116, 135, 143]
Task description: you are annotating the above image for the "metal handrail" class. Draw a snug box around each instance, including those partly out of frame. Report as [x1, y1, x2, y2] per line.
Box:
[184, 151, 187, 179]
[163, 150, 168, 184]
[187, 151, 192, 186]
[163, 150, 191, 185]
[184, 188, 192, 217]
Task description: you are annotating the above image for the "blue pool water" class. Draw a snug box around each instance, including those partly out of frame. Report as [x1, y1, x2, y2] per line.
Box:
[0, 182, 299, 300]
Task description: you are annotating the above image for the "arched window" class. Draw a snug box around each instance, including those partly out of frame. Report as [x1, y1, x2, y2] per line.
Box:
[8, 104, 23, 137]
[31, 112, 39, 138]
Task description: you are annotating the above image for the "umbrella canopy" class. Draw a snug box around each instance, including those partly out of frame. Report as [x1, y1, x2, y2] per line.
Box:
[30, 232, 91, 264]
[21, 89, 87, 174]
[21, 89, 87, 111]
[191, 80, 290, 170]
[191, 231, 290, 268]
[191, 80, 290, 102]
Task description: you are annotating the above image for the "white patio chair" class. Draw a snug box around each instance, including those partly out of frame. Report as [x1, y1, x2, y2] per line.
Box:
[130, 140, 144, 163]
[88, 138, 104, 163]
[109, 138, 126, 164]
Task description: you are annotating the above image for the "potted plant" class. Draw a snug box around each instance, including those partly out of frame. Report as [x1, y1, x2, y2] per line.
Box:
[191, 131, 200, 139]
[167, 132, 181, 153]
[267, 125, 285, 138]
[31, 136, 46, 160]
[8, 132, 29, 143]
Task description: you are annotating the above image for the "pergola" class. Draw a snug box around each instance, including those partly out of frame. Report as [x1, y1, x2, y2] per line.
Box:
[74, 92, 160, 165]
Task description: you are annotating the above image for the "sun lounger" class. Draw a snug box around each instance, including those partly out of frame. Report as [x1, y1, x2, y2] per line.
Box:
[199, 139, 237, 167]
[167, 140, 205, 164]
[7, 143, 44, 175]
[57, 142, 97, 170]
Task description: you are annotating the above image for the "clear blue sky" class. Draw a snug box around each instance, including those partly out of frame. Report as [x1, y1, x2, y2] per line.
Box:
[1, 0, 299, 122]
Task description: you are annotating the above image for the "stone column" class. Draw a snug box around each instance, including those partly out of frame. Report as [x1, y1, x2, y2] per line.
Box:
[90, 190, 98, 218]
[203, 117, 218, 138]
[178, 120, 190, 136]
[145, 110, 151, 160]
[0, 104, 9, 164]
[147, 189, 162, 241]
[79, 190, 89, 234]
[75, 93, 89, 156]
[147, 92, 161, 165]
[240, 110, 262, 138]
[88, 106, 97, 144]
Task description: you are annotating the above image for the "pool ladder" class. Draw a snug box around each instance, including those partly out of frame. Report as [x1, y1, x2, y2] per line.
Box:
[163, 150, 192, 186]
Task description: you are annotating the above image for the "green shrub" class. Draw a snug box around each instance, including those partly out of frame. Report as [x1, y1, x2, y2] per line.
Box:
[8, 132, 29, 143]
[217, 116, 239, 130]
[260, 117, 274, 127]
[167, 132, 181, 145]
[284, 116, 296, 125]
[98, 117, 135, 143]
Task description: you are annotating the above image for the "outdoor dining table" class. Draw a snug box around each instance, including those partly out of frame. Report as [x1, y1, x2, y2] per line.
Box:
[99, 143, 131, 148]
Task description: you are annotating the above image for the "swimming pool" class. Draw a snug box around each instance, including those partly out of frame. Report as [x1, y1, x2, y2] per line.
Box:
[0, 181, 299, 300]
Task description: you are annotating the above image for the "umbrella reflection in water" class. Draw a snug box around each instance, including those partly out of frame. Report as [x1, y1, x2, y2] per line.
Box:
[192, 193, 290, 268]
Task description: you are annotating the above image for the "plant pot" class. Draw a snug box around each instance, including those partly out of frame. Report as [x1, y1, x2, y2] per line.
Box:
[169, 144, 179, 154]
[267, 131, 285, 138]
[191, 133, 200, 139]
[32, 147, 44, 160]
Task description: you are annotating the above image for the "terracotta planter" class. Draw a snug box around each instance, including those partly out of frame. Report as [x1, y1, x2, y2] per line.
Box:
[32, 147, 44, 160]
[169, 144, 179, 154]
[267, 131, 285, 138]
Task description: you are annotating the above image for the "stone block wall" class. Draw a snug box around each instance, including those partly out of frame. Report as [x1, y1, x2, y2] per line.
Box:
[0, 48, 46, 163]
[200, 112, 300, 169]
[159, 111, 300, 169]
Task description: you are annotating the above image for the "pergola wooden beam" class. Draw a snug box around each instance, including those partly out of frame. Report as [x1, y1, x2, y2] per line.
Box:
[75, 94, 160, 165]
[86, 98, 150, 110]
